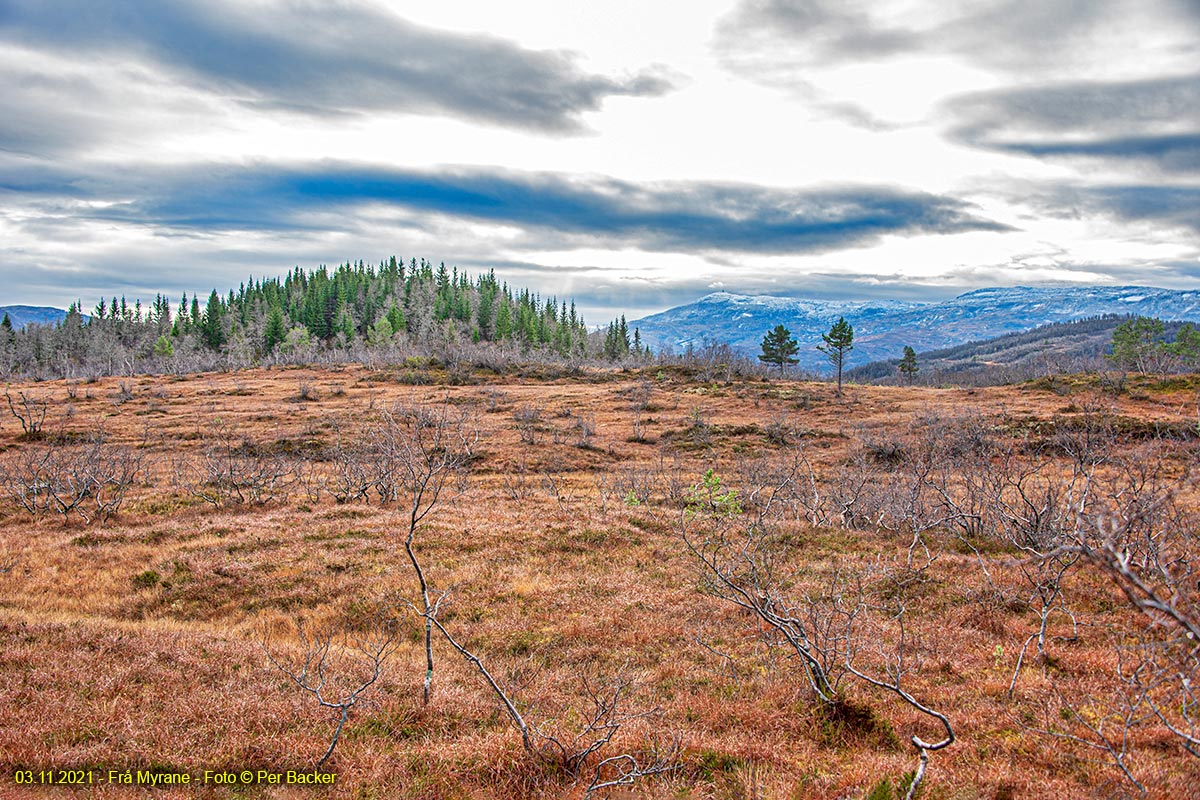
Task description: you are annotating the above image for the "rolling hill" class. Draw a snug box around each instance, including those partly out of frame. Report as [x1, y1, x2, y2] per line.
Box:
[0, 305, 73, 330]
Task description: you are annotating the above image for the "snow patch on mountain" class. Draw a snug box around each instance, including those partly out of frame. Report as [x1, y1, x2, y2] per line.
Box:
[631, 286, 1200, 372]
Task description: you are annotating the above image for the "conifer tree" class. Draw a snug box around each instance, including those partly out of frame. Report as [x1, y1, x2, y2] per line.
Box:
[898, 345, 918, 384]
[1109, 317, 1166, 374]
[153, 334, 174, 358]
[1171, 323, 1200, 371]
[759, 324, 799, 375]
[367, 315, 394, 347]
[818, 317, 854, 394]
[386, 304, 405, 336]
[495, 297, 512, 341]
[202, 290, 225, 350]
[603, 316, 632, 359]
[0, 256, 592, 377]
[263, 305, 286, 353]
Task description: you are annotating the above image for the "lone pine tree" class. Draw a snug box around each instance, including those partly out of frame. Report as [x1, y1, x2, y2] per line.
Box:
[818, 316, 854, 394]
[759, 324, 800, 375]
[898, 345, 918, 384]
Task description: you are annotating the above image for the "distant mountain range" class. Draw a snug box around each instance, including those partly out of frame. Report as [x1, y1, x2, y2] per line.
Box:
[630, 286, 1200, 371]
[0, 305, 74, 330]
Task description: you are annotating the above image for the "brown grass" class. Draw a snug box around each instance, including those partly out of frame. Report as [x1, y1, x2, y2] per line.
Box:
[1, 366, 1199, 798]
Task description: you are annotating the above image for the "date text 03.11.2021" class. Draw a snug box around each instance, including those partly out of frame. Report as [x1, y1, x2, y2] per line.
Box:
[15, 770, 99, 785]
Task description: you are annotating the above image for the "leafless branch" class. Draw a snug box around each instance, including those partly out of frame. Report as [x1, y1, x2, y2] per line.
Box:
[423, 592, 676, 791]
[844, 606, 954, 800]
[5, 385, 47, 438]
[384, 401, 476, 706]
[259, 614, 399, 768]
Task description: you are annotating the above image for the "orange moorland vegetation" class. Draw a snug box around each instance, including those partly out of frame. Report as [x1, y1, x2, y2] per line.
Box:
[1, 364, 1199, 799]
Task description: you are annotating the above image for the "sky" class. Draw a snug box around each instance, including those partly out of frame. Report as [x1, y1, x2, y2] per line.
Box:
[1, 0, 1198, 323]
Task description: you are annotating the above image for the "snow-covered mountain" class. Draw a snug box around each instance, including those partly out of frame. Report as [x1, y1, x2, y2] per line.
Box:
[631, 286, 1200, 371]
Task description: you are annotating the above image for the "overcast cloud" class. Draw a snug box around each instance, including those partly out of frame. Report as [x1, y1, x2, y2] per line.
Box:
[0, 0, 1197, 321]
[0, 0, 672, 136]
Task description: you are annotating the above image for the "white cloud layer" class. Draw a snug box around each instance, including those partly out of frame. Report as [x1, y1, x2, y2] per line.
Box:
[0, 0, 1197, 321]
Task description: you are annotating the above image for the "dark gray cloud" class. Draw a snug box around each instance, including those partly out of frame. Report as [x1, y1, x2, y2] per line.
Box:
[721, 0, 1196, 69]
[0, 69, 98, 157]
[0, 56, 232, 158]
[1065, 186, 1200, 234]
[932, 0, 1124, 74]
[716, 0, 918, 66]
[1020, 184, 1200, 235]
[951, 75, 1200, 137]
[713, 0, 917, 105]
[947, 73, 1200, 174]
[0, 0, 672, 136]
[0, 160, 1011, 255]
[996, 134, 1200, 175]
[715, 0, 1199, 89]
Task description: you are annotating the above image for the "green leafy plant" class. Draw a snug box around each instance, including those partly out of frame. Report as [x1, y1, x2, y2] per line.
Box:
[684, 469, 742, 518]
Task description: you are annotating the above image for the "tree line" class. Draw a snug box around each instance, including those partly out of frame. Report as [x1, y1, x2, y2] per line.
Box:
[0, 258, 651, 379]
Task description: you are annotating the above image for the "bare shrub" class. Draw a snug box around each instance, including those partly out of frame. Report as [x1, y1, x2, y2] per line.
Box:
[5, 386, 47, 438]
[686, 406, 713, 449]
[422, 592, 678, 793]
[539, 456, 580, 508]
[1026, 653, 1155, 794]
[843, 593, 955, 800]
[993, 428, 1200, 792]
[502, 455, 535, 502]
[175, 425, 296, 507]
[617, 379, 653, 411]
[383, 401, 476, 705]
[829, 450, 887, 530]
[0, 429, 146, 523]
[260, 613, 399, 767]
[630, 411, 645, 443]
[613, 464, 657, 508]
[483, 387, 510, 412]
[318, 420, 373, 504]
[111, 381, 134, 405]
[573, 415, 596, 449]
[863, 437, 907, 466]
[986, 446, 1087, 691]
[1097, 370, 1127, 396]
[764, 411, 798, 446]
[371, 403, 474, 505]
[296, 380, 319, 402]
[1060, 504, 1200, 777]
[513, 403, 543, 446]
[680, 470, 954, 797]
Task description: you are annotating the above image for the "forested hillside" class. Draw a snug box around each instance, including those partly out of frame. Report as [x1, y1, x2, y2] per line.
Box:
[846, 316, 1125, 384]
[0, 259, 618, 379]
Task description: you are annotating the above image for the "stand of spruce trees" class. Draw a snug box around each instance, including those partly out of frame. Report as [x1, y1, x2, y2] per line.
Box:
[0, 258, 650, 379]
